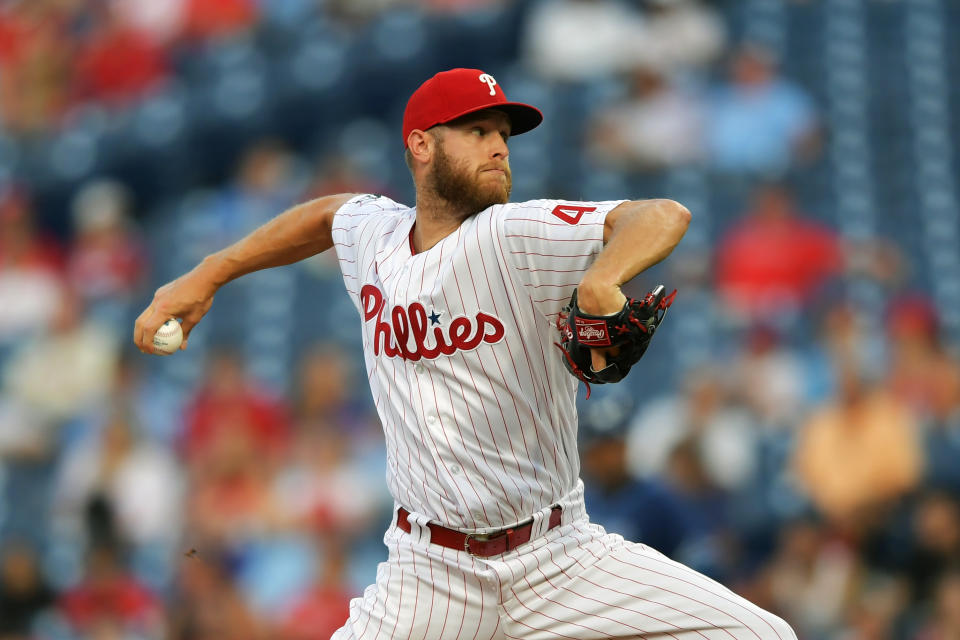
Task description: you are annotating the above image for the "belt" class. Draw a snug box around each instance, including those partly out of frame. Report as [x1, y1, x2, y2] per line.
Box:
[396, 506, 563, 557]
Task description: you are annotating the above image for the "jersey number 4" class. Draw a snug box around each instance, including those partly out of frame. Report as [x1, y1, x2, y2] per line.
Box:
[550, 204, 597, 225]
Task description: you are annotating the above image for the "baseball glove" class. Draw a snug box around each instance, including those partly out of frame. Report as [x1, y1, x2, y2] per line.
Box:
[555, 285, 676, 394]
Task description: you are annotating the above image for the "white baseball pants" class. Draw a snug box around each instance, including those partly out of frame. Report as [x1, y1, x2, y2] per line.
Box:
[331, 499, 795, 640]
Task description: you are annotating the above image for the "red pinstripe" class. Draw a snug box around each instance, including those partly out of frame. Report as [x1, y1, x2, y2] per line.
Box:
[509, 251, 595, 258]
[484, 213, 556, 500]
[515, 546, 664, 639]
[505, 234, 605, 242]
[491, 218, 563, 482]
[532, 295, 575, 304]
[573, 560, 737, 639]
[403, 260, 457, 522]
[516, 266, 590, 273]
[504, 218, 604, 227]
[584, 532, 773, 640]
[611, 551, 778, 640]
[523, 281, 584, 289]
[410, 246, 479, 522]
[468, 554, 489, 640]
[437, 548, 452, 640]
[447, 229, 524, 522]
[538, 532, 700, 639]
[468, 224, 549, 509]
[436, 260, 503, 526]
[403, 546, 423, 640]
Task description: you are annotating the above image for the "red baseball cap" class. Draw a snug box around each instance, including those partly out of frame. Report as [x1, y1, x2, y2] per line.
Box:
[402, 68, 543, 147]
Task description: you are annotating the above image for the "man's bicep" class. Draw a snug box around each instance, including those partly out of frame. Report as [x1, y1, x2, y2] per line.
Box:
[603, 200, 650, 244]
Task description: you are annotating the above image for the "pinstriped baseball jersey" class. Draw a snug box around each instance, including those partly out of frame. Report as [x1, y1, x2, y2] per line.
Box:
[332, 194, 625, 532]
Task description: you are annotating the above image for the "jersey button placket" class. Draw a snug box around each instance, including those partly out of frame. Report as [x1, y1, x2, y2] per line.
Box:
[415, 363, 425, 374]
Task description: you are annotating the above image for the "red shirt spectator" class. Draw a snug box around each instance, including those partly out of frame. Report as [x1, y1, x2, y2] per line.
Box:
[279, 541, 353, 640]
[67, 180, 147, 303]
[182, 0, 258, 41]
[280, 586, 353, 640]
[181, 350, 290, 464]
[0, 5, 72, 132]
[715, 184, 842, 318]
[59, 546, 162, 635]
[73, 13, 169, 106]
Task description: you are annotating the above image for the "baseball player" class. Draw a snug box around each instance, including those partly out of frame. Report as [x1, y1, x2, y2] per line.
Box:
[135, 68, 795, 639]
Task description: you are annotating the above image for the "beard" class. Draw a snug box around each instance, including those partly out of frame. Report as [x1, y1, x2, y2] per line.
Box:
[427, 143, 511, 219]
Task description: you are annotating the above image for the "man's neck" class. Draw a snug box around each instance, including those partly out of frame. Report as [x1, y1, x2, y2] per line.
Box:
[411, 189, 472, 253]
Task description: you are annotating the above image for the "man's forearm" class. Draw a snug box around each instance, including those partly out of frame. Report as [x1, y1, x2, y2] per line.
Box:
[578, 199, 690, 314]
[197, 193, 357, 288]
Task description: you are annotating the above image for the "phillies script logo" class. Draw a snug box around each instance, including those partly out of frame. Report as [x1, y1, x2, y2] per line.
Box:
[361, 285, 505, 361]
[574, 318, 611, 346]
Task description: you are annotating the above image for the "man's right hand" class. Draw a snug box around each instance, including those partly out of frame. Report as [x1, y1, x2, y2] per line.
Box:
[133, 263, 219, 354]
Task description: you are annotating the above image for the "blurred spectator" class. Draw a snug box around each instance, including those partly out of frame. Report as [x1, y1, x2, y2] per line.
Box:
[884, 294, 960, 420]
[0, 2, 73, 134]
[108, 347, 186, 445]
[793, 358, 923, 533]
[0, 188, 64, 348]
[52, 407, 183, 549]
[170, 551, 264, 640]
[182, 0, 258, 42]
[202, 139, 306, 250]
[2, 287, 118, 425]
[756, 516, 858, 638]
[714, 183, 843, 323]
[627, 366, 758, 492]
[185, 411, 282, 549]
[0, 397, 47, 459]
[0, 541, 56, 639]
[274, 344, 386, 535]
[59, 543, 164, 637]
[635, 0, 726, 74]
[903, 492, 960, 607]
[706, 44, 819, 176]
[523, 0, 647, 82]
[420, 0, 507, 13]
[839, 574, 910, 640]
[67, 179, 147, 331]
[278, 534, 354, 640]
[306, 155, 390, 202]
[579, 388, 692, 557]
[181, 349, 291, 466]
[915, 568, 960, 640]
[110, 0, 187, 46]
[731, 325, 806, 431]
[920, 354, 960, 494]
[587, 67, 705, 172]
[325, 0, 405, 26]
[662, 437, 736, 579]
[72, 4, 170, 107]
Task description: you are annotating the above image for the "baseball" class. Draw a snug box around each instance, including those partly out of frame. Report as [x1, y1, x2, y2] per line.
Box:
[152, 319, 183, 354]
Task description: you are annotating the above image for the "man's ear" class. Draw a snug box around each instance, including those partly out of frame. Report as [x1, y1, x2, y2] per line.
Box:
[407, 129, 437, 166]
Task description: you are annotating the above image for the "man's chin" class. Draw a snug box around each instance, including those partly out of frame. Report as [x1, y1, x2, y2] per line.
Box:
[484, 183, 511, 207]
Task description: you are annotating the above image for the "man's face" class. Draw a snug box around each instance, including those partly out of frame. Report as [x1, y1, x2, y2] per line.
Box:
[426, 110, 512, 217]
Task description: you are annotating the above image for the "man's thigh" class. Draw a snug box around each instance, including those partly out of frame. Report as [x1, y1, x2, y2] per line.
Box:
[331, 527, 504, 640]
[496, 521, 796, 640]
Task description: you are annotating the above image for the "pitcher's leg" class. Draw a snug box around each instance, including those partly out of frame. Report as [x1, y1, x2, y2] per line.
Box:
[498, 521, 795, 640]
[332, 528, 504, 640]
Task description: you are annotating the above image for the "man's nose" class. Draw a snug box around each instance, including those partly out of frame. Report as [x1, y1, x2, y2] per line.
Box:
[491, 136, 509, 160]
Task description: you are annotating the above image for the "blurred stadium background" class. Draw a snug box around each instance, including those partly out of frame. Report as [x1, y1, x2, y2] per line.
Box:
[0, 0, 959, 638]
